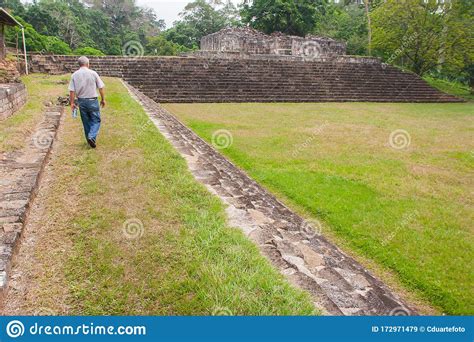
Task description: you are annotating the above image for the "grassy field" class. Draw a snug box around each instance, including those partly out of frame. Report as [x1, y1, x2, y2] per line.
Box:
[0, 74, 70, 153]
[166, 101, 474, 315]
[424, 76, 474, 101]
[9, 75, 316, 315]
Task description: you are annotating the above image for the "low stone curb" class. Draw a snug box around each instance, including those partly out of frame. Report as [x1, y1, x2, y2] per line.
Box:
[0, 106, 63, 301]
[124, 80, 416, 316]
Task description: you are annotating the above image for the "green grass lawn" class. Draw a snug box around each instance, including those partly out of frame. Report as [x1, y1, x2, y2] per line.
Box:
[0, 74, 70, 153]
[165, 101, 474, 315]
[13, 75, 316, 315]
[424, 76, 474, 101]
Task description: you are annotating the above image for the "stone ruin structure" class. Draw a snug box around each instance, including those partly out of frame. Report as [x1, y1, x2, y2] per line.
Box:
[0, 8, 27, 120]
[198, 27, 346, 59]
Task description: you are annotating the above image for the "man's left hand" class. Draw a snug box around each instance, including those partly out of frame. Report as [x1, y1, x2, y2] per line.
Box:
[100, 100, 106, 108]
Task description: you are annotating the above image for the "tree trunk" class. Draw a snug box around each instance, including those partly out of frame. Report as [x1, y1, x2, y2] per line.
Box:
[365, 0, 372, 56]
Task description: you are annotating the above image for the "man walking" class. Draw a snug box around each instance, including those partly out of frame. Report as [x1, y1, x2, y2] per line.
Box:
[69, 56, 106, 148]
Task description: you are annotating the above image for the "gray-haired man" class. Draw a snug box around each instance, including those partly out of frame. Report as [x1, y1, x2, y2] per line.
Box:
[69, 56, 106, 148]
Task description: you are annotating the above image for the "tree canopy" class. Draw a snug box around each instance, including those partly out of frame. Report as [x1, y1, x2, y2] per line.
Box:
[372, 0, 473, 77]
[241, 0, 327, 36]
[164, 0, 239, 49]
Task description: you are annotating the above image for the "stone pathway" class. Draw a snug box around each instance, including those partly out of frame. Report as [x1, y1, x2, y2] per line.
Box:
[124, 81, 416, 316]
[0, 106, 63, 300]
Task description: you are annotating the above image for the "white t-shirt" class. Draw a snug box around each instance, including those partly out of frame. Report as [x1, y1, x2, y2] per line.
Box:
[68, 67, 105, 99]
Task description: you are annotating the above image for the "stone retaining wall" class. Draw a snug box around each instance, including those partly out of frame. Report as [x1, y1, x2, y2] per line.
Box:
[184, 51, 381, 64]
[0, 83, 27, 120]
[0, 106, 63, 301]
[27, 53, 382, 76]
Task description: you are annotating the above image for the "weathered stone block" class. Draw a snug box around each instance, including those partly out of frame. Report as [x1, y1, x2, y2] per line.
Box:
[0, 83, 27, 120]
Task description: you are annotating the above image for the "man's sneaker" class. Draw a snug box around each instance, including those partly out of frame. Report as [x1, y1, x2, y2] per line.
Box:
[87, 138, 96, 149]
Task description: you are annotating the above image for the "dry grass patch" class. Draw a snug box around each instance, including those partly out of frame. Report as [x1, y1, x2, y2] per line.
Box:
[0, 74, 69, 153]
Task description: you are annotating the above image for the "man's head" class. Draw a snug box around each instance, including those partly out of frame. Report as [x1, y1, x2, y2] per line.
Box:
[78, 56, 90, 68]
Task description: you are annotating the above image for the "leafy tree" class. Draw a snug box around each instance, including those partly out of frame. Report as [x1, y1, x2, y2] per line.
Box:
[241, 0, 327, 36]
[219, 0, 241, 27]
[146, 35, 190, 56]
[21, 2, 60, 37]
[314, 3, 369, 55]
[83, 9, 122, 55]
[0, 0, 25, 16]
[164, 22, 198, 49]
[39, 1, 89, 48]
[44, 36, 73, 55]
[372, 0, 473, 76]
[85, 0, 164, 45]
[442, 0, 474, 90]
[73, 47, 106, 56]
[4, 16, 71, 54]
[3, 0, 165, 56]
[165, 0, 238, 49]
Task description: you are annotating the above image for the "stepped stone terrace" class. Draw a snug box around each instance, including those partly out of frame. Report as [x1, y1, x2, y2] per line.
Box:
[26, 28, 462, 103]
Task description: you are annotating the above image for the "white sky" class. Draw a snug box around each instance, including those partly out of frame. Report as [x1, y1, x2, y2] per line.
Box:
[137, 0, 243, 28]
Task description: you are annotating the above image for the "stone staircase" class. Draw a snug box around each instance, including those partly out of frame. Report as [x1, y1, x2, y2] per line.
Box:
[28, 54, 462, 103]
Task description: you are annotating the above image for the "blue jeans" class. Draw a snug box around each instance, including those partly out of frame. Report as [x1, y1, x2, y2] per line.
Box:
[78, 98, 101, 141]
